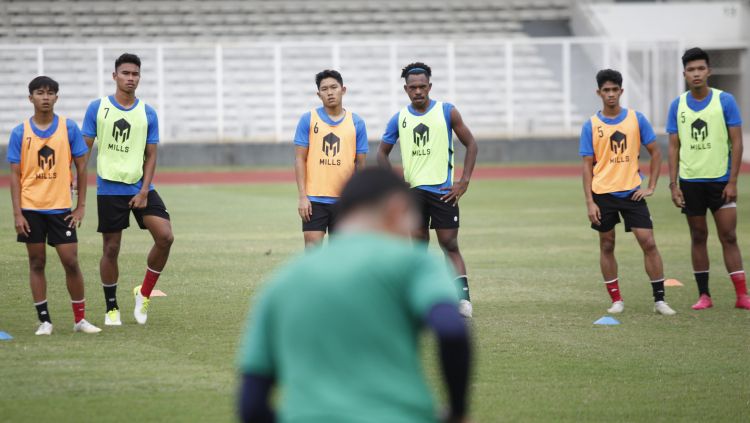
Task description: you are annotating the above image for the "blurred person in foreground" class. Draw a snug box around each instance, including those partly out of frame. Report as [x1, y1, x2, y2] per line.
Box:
[237, 167, 472, 423]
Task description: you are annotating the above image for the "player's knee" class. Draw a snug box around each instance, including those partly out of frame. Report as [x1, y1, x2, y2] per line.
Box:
[599, 237, 615, 254]
[60, 256, 80, 274]
[718, 230, 737, 246]
[689, 227, 708, 244]
[439, 237, 459, 253]
[28, 255, 46, 273]
[156, 232, 174, 250]
[102, 242, 121, 259]
[641, 238, 658, 255]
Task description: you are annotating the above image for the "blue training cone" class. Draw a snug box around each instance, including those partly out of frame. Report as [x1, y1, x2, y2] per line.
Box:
[0, 331, 13, 340]
[594, 316, 620, 325]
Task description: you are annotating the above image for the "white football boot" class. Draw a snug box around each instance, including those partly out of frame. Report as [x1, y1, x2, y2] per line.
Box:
[458, 300, 473, 318]
[654, 301, 677, 316]
[74, 319, 102, 334]
[35, 321, 53, 336]
[607, 301, 624, 314]
[104, 308, 122, 326]
[133, 285, 150, 325]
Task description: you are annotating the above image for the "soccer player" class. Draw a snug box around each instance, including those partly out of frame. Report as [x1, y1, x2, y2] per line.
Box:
[82, 53, 174, 325]
[667, 47, 749, 310]
[580, 69, 676, 316]
[7, 76, 101, 335]
[377, 62, 478, 318]
[294, 69, 367, 247]
[237, 168, 471, 423]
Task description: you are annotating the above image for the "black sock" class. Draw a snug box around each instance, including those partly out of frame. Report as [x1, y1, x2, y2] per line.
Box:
[103, 283, 119, 312]
[454, 276, 470, 301]
[651, 279, 665, 302]
[694, 271, 710, 296]
[35, 301, 51, 323]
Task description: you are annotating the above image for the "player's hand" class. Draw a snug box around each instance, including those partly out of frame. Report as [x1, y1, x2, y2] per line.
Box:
[14, 213, 30, 237]
[129, 191, 148, 209]
[65, 206, 85, 228]
[298, 196, 312, 223]
[587, 201, 601, 226]
[722, 181, 738, 203]
[440, 180, 469, 206]
[670, 186, 686, 208]
[630, 187, 654, 201]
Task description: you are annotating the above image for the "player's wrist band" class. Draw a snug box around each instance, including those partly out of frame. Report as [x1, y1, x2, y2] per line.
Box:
[668, 182, 677, 189]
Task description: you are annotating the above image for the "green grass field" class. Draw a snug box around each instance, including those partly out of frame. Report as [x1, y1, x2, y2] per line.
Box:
[1, 174, 749, 422]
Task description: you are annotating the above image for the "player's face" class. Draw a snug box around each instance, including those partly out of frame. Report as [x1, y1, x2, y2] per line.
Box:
[404, 74, 431, 109]
[113, 63, 141, 94]
[683, 60, 710, 90]
[317, 78, 345, 109]
[596, 81, 623, 108]
[28, 87, 58, 113]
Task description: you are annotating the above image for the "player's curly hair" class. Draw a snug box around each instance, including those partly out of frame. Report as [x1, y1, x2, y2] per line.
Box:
[682, 47, 710, 68]
[595, 69, 622, 89]
[401, 62, 432, 81]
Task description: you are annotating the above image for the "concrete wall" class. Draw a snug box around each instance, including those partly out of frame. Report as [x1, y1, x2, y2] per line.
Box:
[582, 1, 744, 43]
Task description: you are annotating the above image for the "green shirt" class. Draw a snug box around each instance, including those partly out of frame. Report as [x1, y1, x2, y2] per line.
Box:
[237, 232, 458, 423]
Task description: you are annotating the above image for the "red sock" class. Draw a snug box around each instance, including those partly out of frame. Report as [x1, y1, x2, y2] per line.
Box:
[140, 267, 161, 298]
[605, 279, 622, 302]
[71, 300, 85, 323]
[729, 271, 747, 297]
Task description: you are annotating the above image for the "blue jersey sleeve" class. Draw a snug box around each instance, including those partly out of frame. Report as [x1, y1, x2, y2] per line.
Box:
[66, 119, 89, 158]
[293, 112, 312, 148]
[720, 92, 742, 127]
[145, 105, 159, 144]
[353, 113, 368, 154]
[6, 124, 24, 164]
[382, 112, 400, 145]
[666, 98, 680, 134]
[636, 112, 656, 145]
[579, 120, 594, 157]
[81, 99, 100, 138]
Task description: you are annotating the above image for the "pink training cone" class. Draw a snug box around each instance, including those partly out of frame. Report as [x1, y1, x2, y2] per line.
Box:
[664, 279, 683, 287]
[150, 289, 167, 297]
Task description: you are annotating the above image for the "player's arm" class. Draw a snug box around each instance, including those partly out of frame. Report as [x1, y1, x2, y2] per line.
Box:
[426, 303, 471, 423]
[65, 156, 88, 228]
[355, 153, 366, 171]
[377, 142, 394, 170]
[631, 142, 661, 201]
[238, 373, 276, 423]
[83, 136, 95, 166]
[294, 146, 312, 222]
[582, 156, 600, 226]
[724, 126, 743, 202]
[9, 163, 29, 237]
[441, 107, 478, 206]
[668, 133, 685, 208]
[129, 144, 157, 209]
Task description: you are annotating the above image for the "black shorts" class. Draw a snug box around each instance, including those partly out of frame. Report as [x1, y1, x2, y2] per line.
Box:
[97, 190, 170, 233]
[302, 201, 338, 232]
[680, 180, 735, 216]
[591, 193, 653, 232]
[17, 210, 78, 246]
[412, 188, 460, 230]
